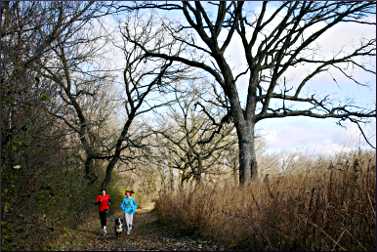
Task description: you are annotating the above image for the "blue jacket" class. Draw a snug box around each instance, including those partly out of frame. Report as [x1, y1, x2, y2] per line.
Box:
[120, 196, 138, 214]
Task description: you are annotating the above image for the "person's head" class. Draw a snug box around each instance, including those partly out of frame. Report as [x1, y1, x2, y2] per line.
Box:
[125, 190, 134, 197]
[101, 189, 106, 196]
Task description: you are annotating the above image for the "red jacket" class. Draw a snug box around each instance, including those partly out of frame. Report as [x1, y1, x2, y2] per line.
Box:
[96, 194, 111, 212]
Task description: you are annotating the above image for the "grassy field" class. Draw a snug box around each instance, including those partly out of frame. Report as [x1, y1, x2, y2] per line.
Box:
[155, 151, 376, 251]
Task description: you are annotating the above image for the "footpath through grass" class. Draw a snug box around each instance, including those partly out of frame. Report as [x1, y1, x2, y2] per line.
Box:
[46, 202, 222, 251]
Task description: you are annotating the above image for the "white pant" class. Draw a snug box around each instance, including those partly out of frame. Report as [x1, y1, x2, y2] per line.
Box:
[124, 213, 134, 229]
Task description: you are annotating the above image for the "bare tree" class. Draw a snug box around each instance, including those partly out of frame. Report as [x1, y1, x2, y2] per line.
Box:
[119, 1, 376, 184]
[150, 86, 237, 188]
[39, 17, 116, 183]
[0, 2, 115, 248]
[100, 15, 190, 189]
[35, 11, 187, 188]
[0, 1, 112, 177]
[1, 1, 85, 147]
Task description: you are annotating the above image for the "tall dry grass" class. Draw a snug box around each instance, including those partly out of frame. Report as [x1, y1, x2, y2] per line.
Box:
[155, 151, 376, 251]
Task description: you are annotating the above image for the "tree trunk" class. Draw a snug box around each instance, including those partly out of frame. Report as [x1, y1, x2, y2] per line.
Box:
[169, 166, 174, 192]
[100, 113, 134, 190]
[232, 158, 238, 186]
[179, 175, 185, 190]
[236, 122, 258, 185]
[101, 156, 118, 190]
[195, 158, 202, 184]
[84, 156, 97, 184]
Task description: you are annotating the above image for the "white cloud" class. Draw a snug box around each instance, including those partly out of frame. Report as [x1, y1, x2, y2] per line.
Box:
[258, 118, 375, 155]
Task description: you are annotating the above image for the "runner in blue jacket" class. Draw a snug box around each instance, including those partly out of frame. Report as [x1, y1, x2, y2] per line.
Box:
[120, 190, 138, 235]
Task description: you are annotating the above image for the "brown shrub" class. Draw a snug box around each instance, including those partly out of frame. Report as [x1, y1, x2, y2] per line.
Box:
[155, 151, 376, 251]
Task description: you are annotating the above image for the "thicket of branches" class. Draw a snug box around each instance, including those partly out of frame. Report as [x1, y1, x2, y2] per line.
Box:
[0, 1, 375, 250]
[119, 1, 376, 184]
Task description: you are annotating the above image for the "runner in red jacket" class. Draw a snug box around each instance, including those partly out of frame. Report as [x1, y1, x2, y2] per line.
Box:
[95, 189, 111, 235]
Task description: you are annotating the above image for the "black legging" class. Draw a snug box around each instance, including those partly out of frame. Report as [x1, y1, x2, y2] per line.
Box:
[99, 210, 108, 227]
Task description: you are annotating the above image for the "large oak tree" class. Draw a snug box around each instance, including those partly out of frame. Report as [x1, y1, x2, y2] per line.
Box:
[120, 1, 376, 184]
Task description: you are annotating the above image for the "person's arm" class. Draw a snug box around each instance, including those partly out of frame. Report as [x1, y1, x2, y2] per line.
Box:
[120, 198, 125, 212]
[95, 195, 100, 205]
[132, 198, 138, 213]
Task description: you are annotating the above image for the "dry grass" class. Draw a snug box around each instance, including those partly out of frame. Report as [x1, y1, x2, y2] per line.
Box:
[155, 151, 376, 251]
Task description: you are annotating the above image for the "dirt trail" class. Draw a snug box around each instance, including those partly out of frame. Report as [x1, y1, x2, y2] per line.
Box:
[47, 203, 222, 251]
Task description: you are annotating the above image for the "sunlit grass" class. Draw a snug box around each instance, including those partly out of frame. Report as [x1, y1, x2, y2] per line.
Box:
[155, 151, 376, 251]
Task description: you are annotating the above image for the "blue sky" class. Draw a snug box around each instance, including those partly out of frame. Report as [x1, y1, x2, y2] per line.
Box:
[97, 2, 376, 156]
